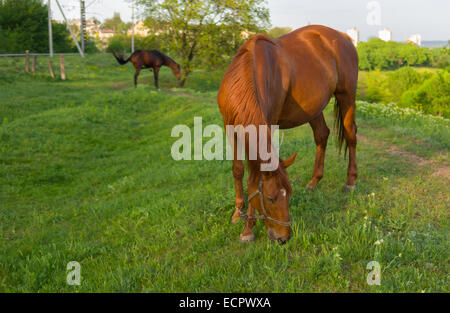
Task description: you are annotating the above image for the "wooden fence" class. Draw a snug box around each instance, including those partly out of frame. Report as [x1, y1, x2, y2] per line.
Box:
[0, 51, 81, 80]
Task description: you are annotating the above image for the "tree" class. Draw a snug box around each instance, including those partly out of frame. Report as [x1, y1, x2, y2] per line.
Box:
[268, 26, 292, 39]
[136, 0, 270, 87]
[0, 0, 73, 53]
[356, 38, 443, 71]
[103, 12, 132, 34]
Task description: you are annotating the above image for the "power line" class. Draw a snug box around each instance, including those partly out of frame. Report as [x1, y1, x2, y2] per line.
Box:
[131, 1, 135, 53]
[55, 0, 85, 57]
[80, 0, 86, 53]
[48, 0, 54, 57]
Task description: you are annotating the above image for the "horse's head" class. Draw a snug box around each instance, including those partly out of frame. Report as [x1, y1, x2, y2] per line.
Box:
[248, 153, 297, 243]
[172, 64, 181, 80]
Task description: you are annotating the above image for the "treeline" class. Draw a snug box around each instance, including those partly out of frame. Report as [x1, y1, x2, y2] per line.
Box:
[0, 0, 76, 53]
[357, 67, 449, 118]
[357, 38, 449, 70]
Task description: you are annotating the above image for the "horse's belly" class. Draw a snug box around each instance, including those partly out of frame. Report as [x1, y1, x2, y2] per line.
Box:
[277, 96, 330, 129]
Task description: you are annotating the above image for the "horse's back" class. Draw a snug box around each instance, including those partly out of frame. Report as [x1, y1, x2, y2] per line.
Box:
[276, 25, 358, 90]
[218, 25, 359, 129]
[271, 25, 358, 127]
[131, 49, 165, 67]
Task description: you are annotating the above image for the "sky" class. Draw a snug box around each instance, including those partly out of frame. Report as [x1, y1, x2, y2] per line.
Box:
[50, 0, 450, 41]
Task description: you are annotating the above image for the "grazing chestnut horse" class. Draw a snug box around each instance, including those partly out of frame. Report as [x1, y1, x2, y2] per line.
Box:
[218, 25, 359, 243]
[112, 49, 181, 89]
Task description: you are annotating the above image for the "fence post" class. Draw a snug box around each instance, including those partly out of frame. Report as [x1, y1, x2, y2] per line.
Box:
[25, 50, 30, 73]
[32, 55, 37, 74]
[48, 60, 55, 79]
[59, 54, 66, 80]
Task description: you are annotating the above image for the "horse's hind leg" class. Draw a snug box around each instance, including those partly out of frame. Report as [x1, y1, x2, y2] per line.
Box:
[335, 92, 358, 190]
[307, 113, 330, 190]
[231, 158, 245, 224]
[230, 133, 246, 224]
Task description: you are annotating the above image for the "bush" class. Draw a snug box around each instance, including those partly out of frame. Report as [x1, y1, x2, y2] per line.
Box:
[401, 69, 450, 117]
[357, 38, 447, 71]
[357, 67, 449, 118]
[385, 67, 433, 103]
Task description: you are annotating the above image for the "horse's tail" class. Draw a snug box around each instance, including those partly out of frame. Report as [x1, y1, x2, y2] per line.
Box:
[334, 97, 347, 155]
[112, 50, 131, 65]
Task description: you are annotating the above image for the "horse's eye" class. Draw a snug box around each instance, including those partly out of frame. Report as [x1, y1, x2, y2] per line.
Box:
[267, 197, 276, 204]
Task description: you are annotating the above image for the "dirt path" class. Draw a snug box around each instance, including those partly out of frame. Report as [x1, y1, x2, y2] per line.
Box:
[358, 134, 449, 179]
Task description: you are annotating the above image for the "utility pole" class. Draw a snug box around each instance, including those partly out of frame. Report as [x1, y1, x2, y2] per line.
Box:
[48, 0, 54, 57]
[55, 0, 84, 57]
[80, 0, 86, 54]
[131, 1, 135, 53]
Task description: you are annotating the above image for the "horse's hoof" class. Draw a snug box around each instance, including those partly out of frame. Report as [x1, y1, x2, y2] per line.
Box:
[305, 185, 316, 192]
[240, 233, 255, 242]
[344, 185, 357, 192]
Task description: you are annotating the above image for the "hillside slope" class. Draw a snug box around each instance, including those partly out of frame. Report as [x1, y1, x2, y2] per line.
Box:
[0, 55, 448, 292]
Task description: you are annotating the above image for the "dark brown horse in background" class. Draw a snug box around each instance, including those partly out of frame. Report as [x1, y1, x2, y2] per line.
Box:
[218, 25, 359, 243]
[112, 50, 181, 89]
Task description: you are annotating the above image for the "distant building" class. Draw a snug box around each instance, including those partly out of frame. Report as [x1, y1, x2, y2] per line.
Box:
[70, 17, 101, 38]
[407, 34, 422, 46]
[97, 30, 115, 41]
[378, 28, 392, 42]
[128, 20, 150, 37]
[86, 18, 101, 37]
[70, 18, 81, 27]
[346, 27, 359, 46]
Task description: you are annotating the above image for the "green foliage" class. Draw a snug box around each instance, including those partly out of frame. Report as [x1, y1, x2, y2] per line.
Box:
[357, 67, 449, 118]
[102, 12, 131, 33]
[385, 67, 433, 103]
[268, 26, 292, 38]
[107, 34, 162, 54]
[359, 70, 386, 103]
[401, 69, 450, 117]
[429, 47, 450, 68]
[51, 22, 77, 53]
[357, 38, 449, 71]
[135, 0, 270, 86]
[0, 0, 74, 53]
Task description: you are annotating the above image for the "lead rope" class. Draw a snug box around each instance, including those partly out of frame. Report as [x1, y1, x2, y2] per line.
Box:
[237, 176, 291, 227]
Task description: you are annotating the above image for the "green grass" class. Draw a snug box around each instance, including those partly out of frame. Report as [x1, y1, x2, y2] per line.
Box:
[0, 54, 449, 292]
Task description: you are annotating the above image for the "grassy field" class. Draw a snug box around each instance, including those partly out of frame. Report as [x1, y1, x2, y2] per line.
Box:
[0, 54, 449, 292]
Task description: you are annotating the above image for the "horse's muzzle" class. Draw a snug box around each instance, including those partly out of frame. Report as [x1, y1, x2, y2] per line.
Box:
[267, 229, 289, 244]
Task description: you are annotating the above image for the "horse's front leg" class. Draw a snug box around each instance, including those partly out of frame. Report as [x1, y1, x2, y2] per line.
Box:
[153, 66, 160, 89]
[240, 203, 256, 242]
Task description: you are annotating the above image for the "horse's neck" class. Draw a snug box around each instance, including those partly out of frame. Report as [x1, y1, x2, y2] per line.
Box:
[163, 57, 176, 69]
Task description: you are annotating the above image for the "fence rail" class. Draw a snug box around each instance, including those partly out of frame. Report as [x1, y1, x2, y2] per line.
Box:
[0, 53, 83, 57]
[2, 50, 69, 80]
[0, 52, 107, 58]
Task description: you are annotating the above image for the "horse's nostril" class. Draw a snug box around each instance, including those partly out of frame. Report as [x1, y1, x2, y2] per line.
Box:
[277, 238, 287, 245]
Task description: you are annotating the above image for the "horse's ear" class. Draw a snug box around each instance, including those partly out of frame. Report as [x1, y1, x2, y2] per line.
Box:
[282, 152, 297, 168]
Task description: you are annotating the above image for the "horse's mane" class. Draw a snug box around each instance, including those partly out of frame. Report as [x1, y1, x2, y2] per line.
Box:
[221, 36, 267, 127]
[220, 35, 292, 194]
[151, 50, 179, 67]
